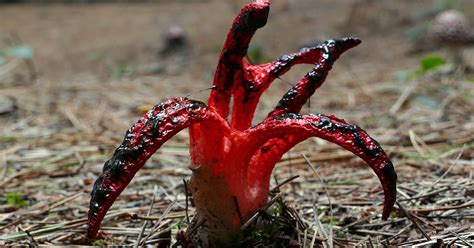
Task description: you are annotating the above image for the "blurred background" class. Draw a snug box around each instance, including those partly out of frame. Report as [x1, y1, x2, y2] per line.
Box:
[0, 0, 473, 246]
[2, 0, 473, 138]
[0, 0, 473, 111]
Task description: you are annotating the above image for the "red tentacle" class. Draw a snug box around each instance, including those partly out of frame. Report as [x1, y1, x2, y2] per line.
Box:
[266, 38, 361, 119]
[246, 38, 362, 181]
[207, 0, 270, 119]
[245, 113, 397, 220]
[230, 41, 341, 130]
[87, 98, 228, 238]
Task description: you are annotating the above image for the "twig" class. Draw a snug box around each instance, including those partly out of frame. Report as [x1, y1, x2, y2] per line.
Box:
[396, 201, 431, 241]
[389, 79, 418, 115]
[0, 59, 22, 81]
[271, 175, 300, 193]
[233, 196, 244, 225]
[342, 216, 371, 230]
[134, 186, 157, 248]
[0, 223, 66, 240]
[240, 192, 282, 230]
[61, 107, 93, 134]
[398, 187, 450, 202]
[182, 178, 190, 224]
[73, 152, 87, 175]
[18, 226, 38, 248]
[448, 230, 473, 247]
[310, 227, 320, 247]
[185, 86, 216, 98]
[385, 223, 413, 242]
[368, 236, 374, 248]
[187, 219, 206, 236]
[304, 152, 334, 248]
[353, 219, 405, 229]
[410, 200, 474, 214]
[303, 228, 308, 248]
[416, 145, 466, 197]
[312, 205, 328, 240]
[43, 192, 83, 214]
[286, 206, 307, 230]
[400, 231, 473, 245]
[0, 192, 83, 232]
[328, 225, 334, 248]
[354, 229, 397, 237]
[408, 129, 428, 157]
[303, 154, 333, 215]
[140, 199, 176, 246]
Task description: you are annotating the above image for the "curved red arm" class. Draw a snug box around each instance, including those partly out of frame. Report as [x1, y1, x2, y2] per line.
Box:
[208, 0, 270, 118]
[267, 38, 361, 119]
[87, 98, 228, 238]
[245, 113, 397, 219]
[231, 38, 361, 130]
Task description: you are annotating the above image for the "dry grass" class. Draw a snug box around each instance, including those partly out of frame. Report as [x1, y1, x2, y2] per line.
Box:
[0, 62, 472, 246]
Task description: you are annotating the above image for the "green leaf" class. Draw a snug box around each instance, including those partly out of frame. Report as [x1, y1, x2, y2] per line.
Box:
[0, 223, 65, 240]
[0, 135, 16, 142]
[4, 192, 29, 207]
[91, 239, 108, 246]
[390, 210, 397, 219]
[320, 216, 340, 225]
[420, 55, 445, 72]
[7, 45, 33, 59]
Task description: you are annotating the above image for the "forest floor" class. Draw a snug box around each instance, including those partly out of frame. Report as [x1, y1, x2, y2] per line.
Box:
[0, 0, 473, 246]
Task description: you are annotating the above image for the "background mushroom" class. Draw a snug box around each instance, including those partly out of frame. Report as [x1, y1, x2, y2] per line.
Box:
[428, 9, 474, 66]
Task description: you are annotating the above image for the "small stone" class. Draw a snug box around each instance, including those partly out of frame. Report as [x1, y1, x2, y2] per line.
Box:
[160, 25, 190, 56]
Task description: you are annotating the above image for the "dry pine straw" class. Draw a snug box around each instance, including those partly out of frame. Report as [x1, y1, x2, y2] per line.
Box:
[0, 66, 473, 246]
